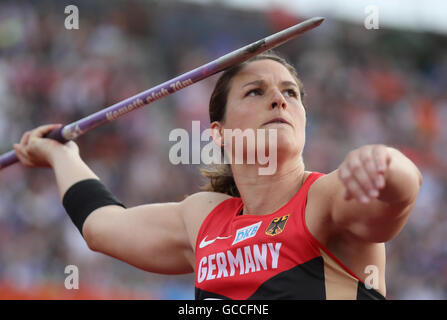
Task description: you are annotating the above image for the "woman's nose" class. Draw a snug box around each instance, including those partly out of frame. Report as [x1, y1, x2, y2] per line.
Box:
[270, 90, 287, 110]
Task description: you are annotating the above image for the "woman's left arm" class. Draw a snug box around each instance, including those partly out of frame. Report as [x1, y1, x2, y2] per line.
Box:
[323, 144, 422, 243]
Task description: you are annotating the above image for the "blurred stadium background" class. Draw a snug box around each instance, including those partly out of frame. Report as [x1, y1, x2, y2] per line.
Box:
[0, 0, 446, 299]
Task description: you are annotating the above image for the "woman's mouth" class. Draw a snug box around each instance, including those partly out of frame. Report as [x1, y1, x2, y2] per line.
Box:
[262, 117, 292, 126]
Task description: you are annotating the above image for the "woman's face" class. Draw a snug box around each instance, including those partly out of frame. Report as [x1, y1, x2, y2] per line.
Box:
[214, 59, 306, 164]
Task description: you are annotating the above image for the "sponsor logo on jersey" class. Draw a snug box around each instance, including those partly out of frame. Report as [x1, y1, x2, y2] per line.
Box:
[232, 221, 262, 245]
[265, 214, 289, 236]
[199, 235, 232, 249]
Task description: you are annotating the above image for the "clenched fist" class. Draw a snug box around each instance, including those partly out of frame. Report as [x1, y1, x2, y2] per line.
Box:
[338, 144, 391, 203]
[13, 124, 79, 168]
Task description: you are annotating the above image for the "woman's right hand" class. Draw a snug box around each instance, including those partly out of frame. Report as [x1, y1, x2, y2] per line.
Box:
[13, 124, 80, 168]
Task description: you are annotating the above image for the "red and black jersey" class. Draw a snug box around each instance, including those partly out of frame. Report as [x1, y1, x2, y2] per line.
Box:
[194, 172, 385, 300]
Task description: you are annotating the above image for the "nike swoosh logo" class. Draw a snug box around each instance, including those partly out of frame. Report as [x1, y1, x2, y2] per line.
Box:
[199, 235, 232, 249]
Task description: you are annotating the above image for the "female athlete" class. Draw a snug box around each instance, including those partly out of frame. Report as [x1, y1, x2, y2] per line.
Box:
[13, 52, 422, 300]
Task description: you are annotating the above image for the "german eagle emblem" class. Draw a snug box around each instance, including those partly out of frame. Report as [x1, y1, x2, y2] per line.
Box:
[265, 214, 289, 236]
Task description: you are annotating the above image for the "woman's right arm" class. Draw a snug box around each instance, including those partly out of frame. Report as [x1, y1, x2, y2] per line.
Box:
[14, 124, 224, 275]
[51, 146, 196, 274]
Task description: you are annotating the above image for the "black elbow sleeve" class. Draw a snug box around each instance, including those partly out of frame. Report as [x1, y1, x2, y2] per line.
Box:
[62, 179, 126, 237]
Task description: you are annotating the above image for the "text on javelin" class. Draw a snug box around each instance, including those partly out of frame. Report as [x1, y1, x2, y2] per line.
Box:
[106, 78, 194, 121]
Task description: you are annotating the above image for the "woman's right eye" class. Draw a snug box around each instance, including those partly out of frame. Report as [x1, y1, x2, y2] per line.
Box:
[245, 88, 263, 97]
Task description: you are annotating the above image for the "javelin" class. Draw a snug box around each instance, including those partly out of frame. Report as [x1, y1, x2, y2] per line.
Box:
[0, 17, 324, 170]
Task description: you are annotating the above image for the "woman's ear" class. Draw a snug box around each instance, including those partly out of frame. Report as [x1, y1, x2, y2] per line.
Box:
[210, 121, 224, 148]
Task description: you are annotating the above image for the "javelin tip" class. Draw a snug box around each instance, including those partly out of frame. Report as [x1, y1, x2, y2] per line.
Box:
[310, 17, 325, 25]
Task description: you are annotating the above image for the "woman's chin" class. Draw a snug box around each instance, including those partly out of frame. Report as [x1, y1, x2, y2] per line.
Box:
[275, 140, 300, 156]
[255, 139, 301, 158]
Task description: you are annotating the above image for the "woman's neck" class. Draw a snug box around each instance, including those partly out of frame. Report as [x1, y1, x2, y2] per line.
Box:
[232, 157, 307, 216]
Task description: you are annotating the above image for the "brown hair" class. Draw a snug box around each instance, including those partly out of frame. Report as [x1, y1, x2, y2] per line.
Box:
[200, 51, 304, 197]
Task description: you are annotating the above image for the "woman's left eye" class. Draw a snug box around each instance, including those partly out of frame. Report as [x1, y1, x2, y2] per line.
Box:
[284, 89, 298, 98]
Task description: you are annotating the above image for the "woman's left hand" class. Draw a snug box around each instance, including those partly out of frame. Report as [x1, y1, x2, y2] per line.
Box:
[338, 144, 391, 203]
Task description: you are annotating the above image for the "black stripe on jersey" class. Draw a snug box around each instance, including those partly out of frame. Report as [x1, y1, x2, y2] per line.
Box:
[195, 256, 326, 300]
[248, 256, 326, 299]
[195, 288, 231, 300]
[356, 281, 386, 300]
